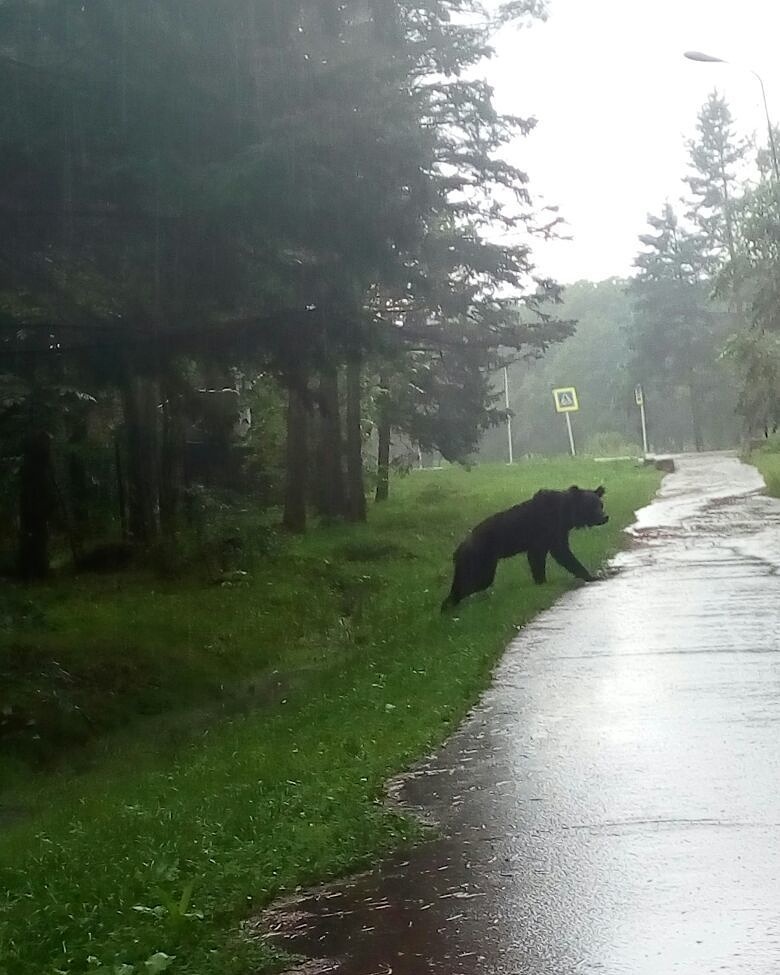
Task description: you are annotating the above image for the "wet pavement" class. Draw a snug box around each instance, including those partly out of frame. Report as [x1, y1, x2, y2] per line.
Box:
[259, 453, 780, 974]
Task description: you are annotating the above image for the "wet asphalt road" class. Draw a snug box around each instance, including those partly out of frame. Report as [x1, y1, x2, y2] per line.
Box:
[261, 453, 780, 974]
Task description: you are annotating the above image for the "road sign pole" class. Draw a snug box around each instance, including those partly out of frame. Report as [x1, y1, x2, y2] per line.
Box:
[503, 367, 513, 465]
[639, 399, 649, 456]
[565, 412, 576, 456]
[635, 384, 649, 457]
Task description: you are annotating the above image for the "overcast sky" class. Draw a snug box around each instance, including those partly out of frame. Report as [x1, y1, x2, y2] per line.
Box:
[482, 0, 780, 284]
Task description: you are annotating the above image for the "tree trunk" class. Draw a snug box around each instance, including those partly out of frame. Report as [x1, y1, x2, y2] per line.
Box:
[345, 356, 367, 522]
[314, 364, 346, 517]
[121, 373, 159, 544]
[375, 374, 391, 503]
[159, 384, 185, 537]
[282, 376, 308, 533]
[17, 431, 52, 580]
[114, 438, 129, 542]
[68, 417, 89, 545]
[689, 383, 704, 452]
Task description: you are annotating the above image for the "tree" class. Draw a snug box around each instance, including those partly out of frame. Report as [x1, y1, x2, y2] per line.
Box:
[684, 91, 748, 276]
[0, 370, 97, 578]
[281, 0, 568, 505]
[720, 180, 780, 436]
[627, 204, 733, 451]
[722, 329, 780, 438]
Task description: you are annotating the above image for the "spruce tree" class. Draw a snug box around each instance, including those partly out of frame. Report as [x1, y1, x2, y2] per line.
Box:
[684, 91, 747, 275]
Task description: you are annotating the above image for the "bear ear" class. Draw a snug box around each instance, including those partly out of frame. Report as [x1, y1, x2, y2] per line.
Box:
[568, 484, 580, 492]
[595, 485, 605, 497]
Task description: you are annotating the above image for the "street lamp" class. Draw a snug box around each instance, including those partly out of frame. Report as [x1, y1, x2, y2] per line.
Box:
[684, 50, 780, 181]
[503, 366, 514, 464]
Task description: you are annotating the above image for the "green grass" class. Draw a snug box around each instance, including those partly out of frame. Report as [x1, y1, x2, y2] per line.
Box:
[0, 459, 660, 975]
[750, 440, 780, 497]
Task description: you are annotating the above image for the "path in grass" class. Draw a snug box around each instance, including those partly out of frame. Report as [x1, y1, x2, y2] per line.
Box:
[0, 460, 661, 975]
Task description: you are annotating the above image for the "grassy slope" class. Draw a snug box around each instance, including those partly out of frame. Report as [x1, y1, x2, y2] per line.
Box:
[0, 460, 660, 975]
[750, 443, 780, 497]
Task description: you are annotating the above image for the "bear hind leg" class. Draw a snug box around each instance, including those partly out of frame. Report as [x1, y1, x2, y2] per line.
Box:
[443, 551, 497, 611]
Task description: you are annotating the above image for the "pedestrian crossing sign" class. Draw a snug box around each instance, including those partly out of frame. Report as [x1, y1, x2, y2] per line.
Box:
[552, 387, 579, 413]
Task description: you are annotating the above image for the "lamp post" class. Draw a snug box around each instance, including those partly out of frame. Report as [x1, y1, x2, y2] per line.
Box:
[503, 366, 514, 464]
[684, 50, 780, 181]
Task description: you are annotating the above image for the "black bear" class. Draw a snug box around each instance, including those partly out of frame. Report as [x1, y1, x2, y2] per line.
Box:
[441, 485, 608, 611]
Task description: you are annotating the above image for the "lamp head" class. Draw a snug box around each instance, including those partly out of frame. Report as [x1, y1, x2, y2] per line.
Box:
[684, 50, 726, 64]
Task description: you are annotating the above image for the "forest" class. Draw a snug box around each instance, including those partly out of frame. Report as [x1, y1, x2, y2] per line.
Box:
[1, 0, 576, 583]
[2, 3, 780, 581]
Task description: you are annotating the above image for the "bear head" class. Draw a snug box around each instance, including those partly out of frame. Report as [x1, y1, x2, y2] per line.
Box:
[568, 485, 609, 528]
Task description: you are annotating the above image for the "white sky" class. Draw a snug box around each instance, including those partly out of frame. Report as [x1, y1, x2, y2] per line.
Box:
[483, 0, 780, 284]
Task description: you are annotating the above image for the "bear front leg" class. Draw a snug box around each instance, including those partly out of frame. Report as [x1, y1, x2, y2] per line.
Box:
[549, 542, 596, 582]
[527, 547, 547, 584]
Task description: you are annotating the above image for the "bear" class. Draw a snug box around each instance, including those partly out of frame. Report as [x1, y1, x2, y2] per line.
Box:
[441, 485, 608, 611]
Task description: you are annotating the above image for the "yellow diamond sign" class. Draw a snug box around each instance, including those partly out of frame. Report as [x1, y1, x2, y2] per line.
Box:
[552, 387, 579, 413]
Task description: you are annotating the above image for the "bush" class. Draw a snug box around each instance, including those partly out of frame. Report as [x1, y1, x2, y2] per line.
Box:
[583, 431, 642, 458]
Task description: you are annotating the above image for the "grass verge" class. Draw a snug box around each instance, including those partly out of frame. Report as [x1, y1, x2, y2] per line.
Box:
[750, 441, 780, 497]
[0, 459, 660, 975]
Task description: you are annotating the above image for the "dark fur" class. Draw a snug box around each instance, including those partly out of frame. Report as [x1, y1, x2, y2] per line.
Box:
[441, 485, 608, 611]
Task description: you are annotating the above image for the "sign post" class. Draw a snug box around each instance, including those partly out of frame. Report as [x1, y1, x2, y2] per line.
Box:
[552, 387, 579, 456]
[635, 384, 649, 456]
[564, 413, 575, 457]
[503, 367, 514, 465]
